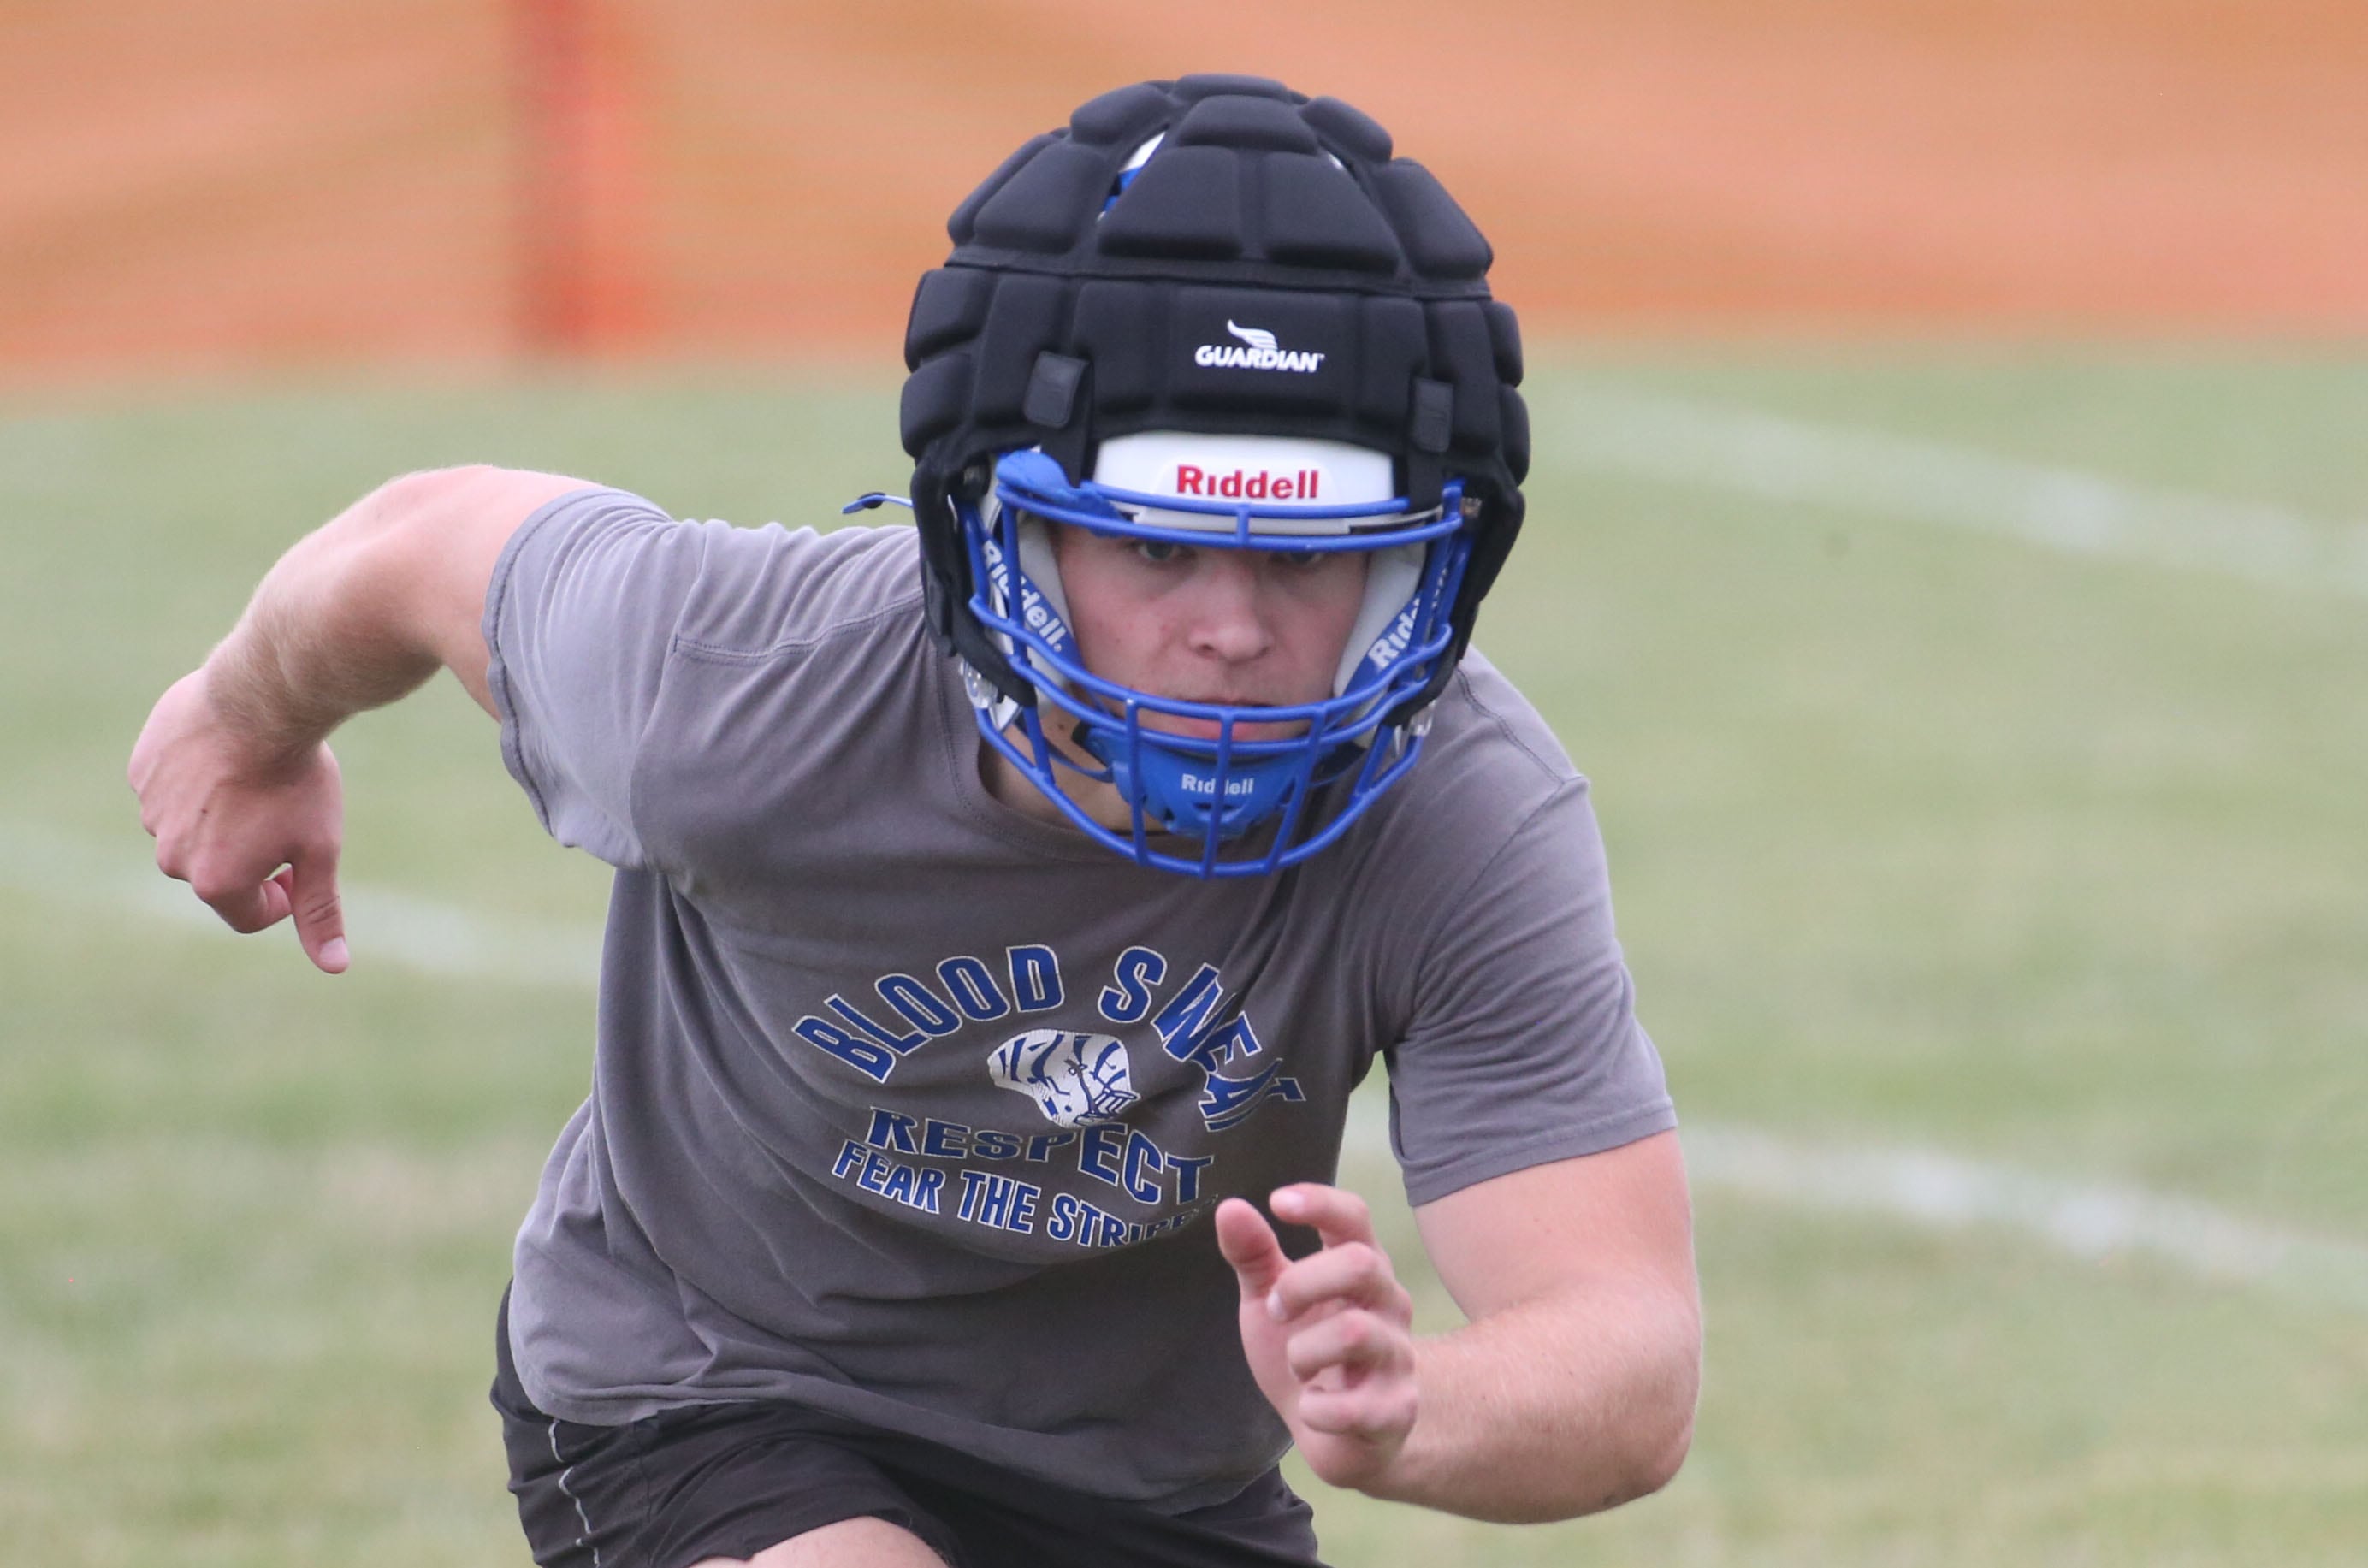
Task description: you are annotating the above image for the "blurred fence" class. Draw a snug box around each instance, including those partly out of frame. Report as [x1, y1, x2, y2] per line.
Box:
[3, 0, 2365, 382]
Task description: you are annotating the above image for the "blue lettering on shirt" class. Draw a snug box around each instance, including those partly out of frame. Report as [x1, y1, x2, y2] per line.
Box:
[938, 956, 1012, 1021]
[1151, 964, 1227, 1056]
[865, 1107, 919, 1153]
[1121, 1128, 1165, 1204]
[1166, 1153, 1213, 1204]
[826, 994, 926, 1053]
[795, 1018, 897, 1082]
[1098, 946, 1168, 1023]
[1009, 944, 1063, 1013]
[877, 973, 962, 1037]
[1025, 1129, 1076, 1163]
[1038, 1190, 1208, 1249]
[815, 946, 1306, 1237]
[1076, 1124, 1124, 1187]
[1199, 1061, 1305, 1133]
[1172, 1013, 1260, 1075]
[955, 1170, 1040, 1233]
[829, 1139, 945, 1214]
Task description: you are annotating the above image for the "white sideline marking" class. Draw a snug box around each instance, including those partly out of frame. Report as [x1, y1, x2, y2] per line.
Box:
[19, 819, 2367, 1313]
[1541, 382, 2368, 598]
[3, 819, 598, 989]
[1676, 1121, 2368, 1315]
[1344, 1099, 2368, 1316]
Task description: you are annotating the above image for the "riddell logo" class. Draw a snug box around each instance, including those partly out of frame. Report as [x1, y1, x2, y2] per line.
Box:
[1193, 321, 1326, 374]
[1180, 772, 1256, 796]
[1174, 465, 1321, 500]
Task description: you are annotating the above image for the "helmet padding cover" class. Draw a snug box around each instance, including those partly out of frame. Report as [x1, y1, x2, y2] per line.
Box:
[901, 74, 1529, 714]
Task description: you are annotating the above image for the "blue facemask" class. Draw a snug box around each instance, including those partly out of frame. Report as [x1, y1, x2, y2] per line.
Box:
[955, 447, 1475, 877]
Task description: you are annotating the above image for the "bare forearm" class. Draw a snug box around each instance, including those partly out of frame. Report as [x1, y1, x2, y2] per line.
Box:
[133, 464, 582, 971]
[201, 464, 580, 754]
[206, 480, 447, 759]
[1369, 1281, 1700, 1523]
[1228, 1145, 1700, 1524]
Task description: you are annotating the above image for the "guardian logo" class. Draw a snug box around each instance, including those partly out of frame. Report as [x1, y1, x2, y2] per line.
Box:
[1193, 321, 1326, 374]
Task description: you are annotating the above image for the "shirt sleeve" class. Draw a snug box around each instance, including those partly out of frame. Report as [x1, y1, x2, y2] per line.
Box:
[1383, 777, 1676, 1208]
[482, 487, 713, 870]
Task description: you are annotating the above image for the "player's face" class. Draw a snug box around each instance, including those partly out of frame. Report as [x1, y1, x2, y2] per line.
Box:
[979, 521, 1372, 834]
[1048, 524, 1370, 743]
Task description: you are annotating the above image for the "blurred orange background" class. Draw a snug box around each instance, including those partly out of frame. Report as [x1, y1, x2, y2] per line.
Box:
[5, 0, 2364, 383]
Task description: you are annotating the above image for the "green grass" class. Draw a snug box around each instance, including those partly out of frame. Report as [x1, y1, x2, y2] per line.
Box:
[3, 350, 2363, 1564]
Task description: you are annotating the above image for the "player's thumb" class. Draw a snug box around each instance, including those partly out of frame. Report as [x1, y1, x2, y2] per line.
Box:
[1214, 1197, 1289, 1303]
[287, 846, 348, 974]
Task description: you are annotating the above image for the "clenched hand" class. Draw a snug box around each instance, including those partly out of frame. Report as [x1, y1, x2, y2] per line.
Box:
[128, 666, 349, 973]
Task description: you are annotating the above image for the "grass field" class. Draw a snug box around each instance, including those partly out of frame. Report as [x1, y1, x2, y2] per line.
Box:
[3, 348, 2365, 1565]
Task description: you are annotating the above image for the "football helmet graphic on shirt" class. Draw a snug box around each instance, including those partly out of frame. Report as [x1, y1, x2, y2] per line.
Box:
[988, 1028, 1140, 1127]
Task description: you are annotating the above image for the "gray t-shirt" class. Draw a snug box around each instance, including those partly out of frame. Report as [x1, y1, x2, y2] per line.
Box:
[485, 488, 1675, 1511]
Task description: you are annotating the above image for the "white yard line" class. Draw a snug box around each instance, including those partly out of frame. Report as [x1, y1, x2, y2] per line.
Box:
[1674, 1120, 2368, 1315]
[3, 819, 598, 989]
[19, 816, 2367, 1313]
[1540, 382, 2368, 598]
[1338, 1095, 2368, 1317]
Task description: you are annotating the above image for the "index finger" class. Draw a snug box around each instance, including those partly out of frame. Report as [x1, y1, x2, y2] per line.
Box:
[1269, 1184, 1376, 1250]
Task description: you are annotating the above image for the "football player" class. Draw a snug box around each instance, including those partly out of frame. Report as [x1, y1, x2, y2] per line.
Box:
[130, 75, 1699, 1568]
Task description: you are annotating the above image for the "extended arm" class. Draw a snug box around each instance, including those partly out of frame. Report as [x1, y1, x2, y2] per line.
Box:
[1216, 1128, 1699, 1522]
[127, 465, 586, 970]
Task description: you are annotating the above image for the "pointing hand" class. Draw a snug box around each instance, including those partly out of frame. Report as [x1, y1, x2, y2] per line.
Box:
[129, 667, 349, 973]
[1216, 1184, 1419, 1492]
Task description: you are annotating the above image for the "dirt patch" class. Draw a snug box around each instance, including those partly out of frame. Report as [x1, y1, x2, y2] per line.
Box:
[3, 0, 2362, 382]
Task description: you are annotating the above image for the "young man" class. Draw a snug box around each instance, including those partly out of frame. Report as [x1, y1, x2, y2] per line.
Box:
[129, 76, 1698, 1567]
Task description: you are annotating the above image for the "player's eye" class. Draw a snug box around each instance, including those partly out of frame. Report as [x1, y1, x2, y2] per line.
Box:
[1131, 538, 1187, 565]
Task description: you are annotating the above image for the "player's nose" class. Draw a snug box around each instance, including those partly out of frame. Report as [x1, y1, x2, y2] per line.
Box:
[1182, 553, 1276, 664]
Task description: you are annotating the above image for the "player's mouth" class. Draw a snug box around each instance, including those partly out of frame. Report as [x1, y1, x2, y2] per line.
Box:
[1141, 702, 1309, 744]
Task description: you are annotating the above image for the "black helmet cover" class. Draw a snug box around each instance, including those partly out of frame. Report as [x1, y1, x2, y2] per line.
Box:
[900, 74, 1530, 713]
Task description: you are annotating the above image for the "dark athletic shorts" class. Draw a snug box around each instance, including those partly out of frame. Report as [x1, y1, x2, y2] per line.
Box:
[491, 1290, 1328, 1568]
